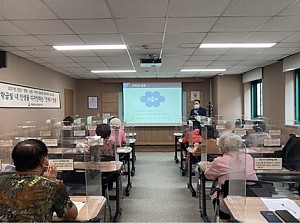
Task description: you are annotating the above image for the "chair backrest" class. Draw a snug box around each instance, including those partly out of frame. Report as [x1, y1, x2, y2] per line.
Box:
[221, 179, 274, 197]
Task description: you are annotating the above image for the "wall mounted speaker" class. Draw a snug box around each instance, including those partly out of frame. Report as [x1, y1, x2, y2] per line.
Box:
[0, 51, 7, 69]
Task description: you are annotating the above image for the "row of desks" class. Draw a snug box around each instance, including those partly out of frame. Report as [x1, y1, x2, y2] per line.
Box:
[198, 161, 300, 222]
[48, 144, 135, 222]
[173, 133, 300, 222]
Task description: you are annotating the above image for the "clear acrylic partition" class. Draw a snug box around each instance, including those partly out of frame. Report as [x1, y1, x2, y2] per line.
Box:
[86, 116, 102, 137]
[84, 137, 102, 218]
[214, 116, 226, 135]
[200, 125, 207, 162]
[17, 120, 38, 138]
[39, 119, 54, 139]
[124, 117, 136, 139]
[73, 117, 87, 139]
[267, 119, 289, 147]
[111, 127, 120, 161]
[244, 117, 273, 149]
[227, 141, 247, 221]
[188, 120, 193, 147]
[0, 137, 15, 172]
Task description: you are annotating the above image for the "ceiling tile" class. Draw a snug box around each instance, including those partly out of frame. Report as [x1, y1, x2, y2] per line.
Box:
[164, 33, 206, 45]
[79, 34, 123, 44]
[166, 18, 217, 33]
[13, 20, 73, 34]
[202, 32, 251, 43]
[36, 35, 84, 45]
[0, 21, 28, 35]
[163, 48, 195, 56]
[122, 33, 163, 45]
[25, 50, 64, 57]
[0, 35, 46, 46]
[185, 60, 213, 66]
[278, 0, 300, 16]
[258, 16, 300, 32]
[281, 31, 300, 43]
[116, 18, 165, 33]
[168, 0, 230, 17]
[108, 0, 168, 18]
[44, 0, 111, 19]
[65, 19, 118, 34]
[0, 0, 57, 19]
[223, 0, 294, 16]
[241, 31, 295, 42]
[211, 17, 270, 32]
[70, 56, 102, 63]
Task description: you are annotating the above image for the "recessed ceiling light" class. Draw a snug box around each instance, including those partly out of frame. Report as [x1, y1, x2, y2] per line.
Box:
[91, 70, 136, 73]
[53, 45, 127, 50]
[199, 43, 276, 48]
[180, 69, 226, 72]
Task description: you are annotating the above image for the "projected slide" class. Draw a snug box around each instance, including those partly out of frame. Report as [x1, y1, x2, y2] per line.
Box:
[123, 82, 182, 126]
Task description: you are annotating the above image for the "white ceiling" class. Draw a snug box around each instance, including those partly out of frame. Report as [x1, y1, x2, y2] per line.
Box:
[0, 0, 300, 79]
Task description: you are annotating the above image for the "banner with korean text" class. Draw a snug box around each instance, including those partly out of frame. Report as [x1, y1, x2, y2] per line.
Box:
[0, 82, 60, 108]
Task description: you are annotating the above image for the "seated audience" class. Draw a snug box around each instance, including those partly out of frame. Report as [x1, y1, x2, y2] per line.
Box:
[109, 117, 126, 147]
[0, 139, 78, 222]
[95, 123, 115, 159]
[63, 116, 74, 126]
[245, 120, 271, 147]
[192, 125, 221, 157]
[204, 133, 257, 220]
[182, 120, 202, 171]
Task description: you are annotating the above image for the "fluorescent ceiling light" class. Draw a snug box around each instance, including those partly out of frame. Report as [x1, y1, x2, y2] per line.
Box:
[181, 69, 226, 72]
[53, 45, 127, 50]
[199, 43, 276, 48]
[91, 70, 136, 73]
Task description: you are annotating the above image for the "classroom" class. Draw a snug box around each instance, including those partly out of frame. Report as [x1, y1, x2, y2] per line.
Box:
[1, 0, 300, 222]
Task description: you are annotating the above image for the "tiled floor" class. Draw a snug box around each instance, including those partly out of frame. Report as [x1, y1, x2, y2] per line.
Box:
[119, 152, 204, 222]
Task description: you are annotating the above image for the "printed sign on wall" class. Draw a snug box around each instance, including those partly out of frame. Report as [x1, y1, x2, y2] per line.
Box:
[0, 81, 60, 108]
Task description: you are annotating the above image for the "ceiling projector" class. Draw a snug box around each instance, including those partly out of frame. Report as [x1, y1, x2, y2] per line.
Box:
[140, 58, 162, 68]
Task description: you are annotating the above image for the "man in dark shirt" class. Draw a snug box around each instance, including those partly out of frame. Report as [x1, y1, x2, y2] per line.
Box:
[190, 99, 207, 118]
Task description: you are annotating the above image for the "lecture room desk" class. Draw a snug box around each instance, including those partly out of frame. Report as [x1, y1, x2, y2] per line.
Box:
[52, 195, 106, 222]
[198, 159, 300, 222]
[173, 132, 182, 163]
[224, 196, 300, 223]
[73, 161, 123, 222]
[126, 138, 136, 175]
[117, 146, 133, 196]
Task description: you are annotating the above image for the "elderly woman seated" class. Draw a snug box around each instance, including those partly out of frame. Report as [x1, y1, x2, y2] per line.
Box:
[204, 133, 257, 220]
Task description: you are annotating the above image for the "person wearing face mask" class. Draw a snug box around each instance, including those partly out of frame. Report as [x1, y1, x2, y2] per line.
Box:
[190, 99, 207, 118]
[0, 139, 78, 222]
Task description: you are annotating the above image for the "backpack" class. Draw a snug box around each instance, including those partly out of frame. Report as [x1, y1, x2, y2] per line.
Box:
[274, 134, 300, 170]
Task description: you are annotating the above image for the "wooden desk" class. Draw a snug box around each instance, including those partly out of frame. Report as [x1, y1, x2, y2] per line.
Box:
[53, 195, 106, 222]
[224, 196, 300, 223]
[245, 146, 282, 157]
[117, 146, 133, 196]
[173, 132, 182, 163]
[73, 161, 123, 222]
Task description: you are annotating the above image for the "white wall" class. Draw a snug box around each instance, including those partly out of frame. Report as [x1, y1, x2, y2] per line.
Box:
[0, 53, 77, 135]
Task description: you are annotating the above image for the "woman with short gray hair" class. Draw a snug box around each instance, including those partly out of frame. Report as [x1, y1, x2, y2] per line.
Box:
[204, 132, 257, 220]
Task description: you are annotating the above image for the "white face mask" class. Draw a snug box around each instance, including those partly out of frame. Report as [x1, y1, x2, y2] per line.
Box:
[194, 104, 200, 109]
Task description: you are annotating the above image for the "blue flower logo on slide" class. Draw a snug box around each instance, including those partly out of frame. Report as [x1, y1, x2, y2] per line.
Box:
[140, 91, 165, 107]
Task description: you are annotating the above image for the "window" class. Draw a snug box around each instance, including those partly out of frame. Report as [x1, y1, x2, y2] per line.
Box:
[295, 69, 300, 123]
[251, 79, 263, 118]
